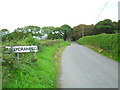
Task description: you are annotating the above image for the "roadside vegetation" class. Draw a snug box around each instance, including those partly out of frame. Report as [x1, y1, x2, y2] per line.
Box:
[1, 24, 72, 88]
[75, 19, 119, 62]
[2, 35, 70, 88]
[77, 33, 119, 62]
[1, 19, 119, 88]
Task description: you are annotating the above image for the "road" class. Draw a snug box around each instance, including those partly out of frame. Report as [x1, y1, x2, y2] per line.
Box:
[57, 43, 118, 88]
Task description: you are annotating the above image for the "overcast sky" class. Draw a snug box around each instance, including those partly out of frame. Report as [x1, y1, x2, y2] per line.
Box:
[0, 0, 119, 32]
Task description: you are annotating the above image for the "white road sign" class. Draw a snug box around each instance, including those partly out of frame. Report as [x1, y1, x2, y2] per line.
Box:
[5, 46, 38, 53]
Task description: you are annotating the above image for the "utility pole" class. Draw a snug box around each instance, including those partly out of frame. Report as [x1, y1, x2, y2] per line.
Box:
[82, 26, 84, 37]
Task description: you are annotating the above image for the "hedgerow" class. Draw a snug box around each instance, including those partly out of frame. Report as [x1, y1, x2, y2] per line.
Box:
[77, 33, 119, 62]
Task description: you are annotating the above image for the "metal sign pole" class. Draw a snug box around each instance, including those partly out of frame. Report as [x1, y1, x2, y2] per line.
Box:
[17, 53, 19, 61]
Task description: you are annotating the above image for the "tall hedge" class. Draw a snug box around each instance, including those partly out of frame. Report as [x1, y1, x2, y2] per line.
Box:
[77, 33, 119, 61]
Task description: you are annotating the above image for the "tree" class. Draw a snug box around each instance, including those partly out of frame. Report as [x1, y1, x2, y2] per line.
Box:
[112, 21, 118, 33]
[0, 29, 10, 41]
[93, 19, 115, 34]
[41, 26, 55, 35]
[42, 26, 63, 40]
[14, 28, 27, 39]
[84, 24, 94, 36]
[47, 33, 62, 40]
[0, 29, 9, 36]
[23, 26, 42, 38]
[72, 24, 94, 41]
[41, 26, 55, 39]
[73, 24, 86, 40]
[60, 24, 73, 41]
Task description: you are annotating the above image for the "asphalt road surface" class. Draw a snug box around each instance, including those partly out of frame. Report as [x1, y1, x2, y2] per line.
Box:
[57, 43, 118, 88]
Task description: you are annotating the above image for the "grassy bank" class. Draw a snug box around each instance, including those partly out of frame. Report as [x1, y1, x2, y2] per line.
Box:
[76, 33, 119, 62]
[2, 37, 70, 88]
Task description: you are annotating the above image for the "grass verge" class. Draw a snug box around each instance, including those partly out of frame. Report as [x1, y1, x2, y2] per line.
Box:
[2, 40, 70, 88]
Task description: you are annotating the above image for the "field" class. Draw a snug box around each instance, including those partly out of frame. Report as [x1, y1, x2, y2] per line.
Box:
[2, 35, 70, 88]
[77, 33, 119, 62]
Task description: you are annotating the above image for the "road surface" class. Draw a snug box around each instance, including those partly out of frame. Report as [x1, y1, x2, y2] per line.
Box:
[57, 43, 118, 88]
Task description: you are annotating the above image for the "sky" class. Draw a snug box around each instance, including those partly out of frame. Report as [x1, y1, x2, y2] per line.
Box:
[0, 0, 119, 32]
[118, 1, 120, 20]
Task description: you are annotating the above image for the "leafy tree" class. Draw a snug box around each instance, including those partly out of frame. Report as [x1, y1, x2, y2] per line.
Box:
[2, 26, 42, 42]
[24, 26, 42, 38]
[72, 24, 86, 40]
[42, 26, 63, 40]
[0, 29, 9, 36]
[93, 19, 115, 34]
[14, 28, 27, 39]
[47, 33, 62, 40]
[60, 24, 73, 41]
[112, 21, 118, 33]
[72, 24, 94, 41]
[41, 26, 55, 35]
[84, 24, 94, 36]
[47, 32, 53, 39]
[0, 29, 10, 41]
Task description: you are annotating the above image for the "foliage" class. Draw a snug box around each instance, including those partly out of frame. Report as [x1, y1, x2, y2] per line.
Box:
[0, 19, 118, 42]
[0, 29, 10, 41]
[41, 25, 72, 41]
[77, 33, 119, 62]
[72, 19, 118, 41]
[23, 26, 42, 37]
[93, 19, 116, 34]
[41, 26, 55, 35]
[60, 24, 73, 41]
[72, 24, 94, 41]
[0, 29, 9, 36]
[2, 25, 42, 42]
[2, 34, 70, 88]
[1, 18, 118, 88]
[41, 26, 63, 40]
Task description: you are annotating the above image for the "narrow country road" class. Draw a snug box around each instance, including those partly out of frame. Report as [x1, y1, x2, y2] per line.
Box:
[57, 43, 118, 88]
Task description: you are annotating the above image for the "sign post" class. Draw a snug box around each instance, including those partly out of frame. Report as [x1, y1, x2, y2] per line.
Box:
[5, 46, 38, 61]
[17, 53, 19, 61]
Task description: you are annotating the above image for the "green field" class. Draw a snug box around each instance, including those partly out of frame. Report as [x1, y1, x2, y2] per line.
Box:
[77, 33, 119, 62]
[2, 36, 70, 88]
